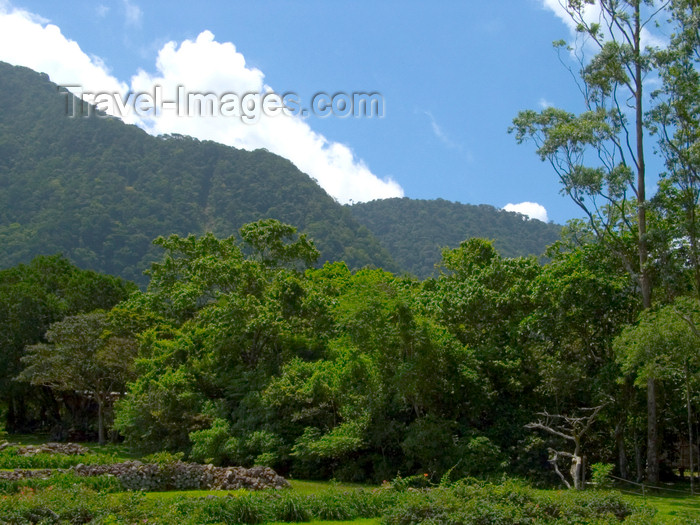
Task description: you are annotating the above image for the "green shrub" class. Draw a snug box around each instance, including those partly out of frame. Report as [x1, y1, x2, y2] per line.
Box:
[243, 430, 283, 467]
[380, 489, 456, 525]
[591, 462, 615, 489]
[390, 473, 433, 491]
[0, 485, 114, 524]
[382, 479, 654, 525]
[459, 436, 507, 477]
[0, 477, 658, 525]
[189, 418, 238, 465]
[204, 493, 268, 524]
[143, 450, 185, 464]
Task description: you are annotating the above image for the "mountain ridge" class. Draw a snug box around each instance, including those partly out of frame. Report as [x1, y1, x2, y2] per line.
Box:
[0, 61, 398, 284]
[349, 197, 561, 278]
[0, 61, 560, 284]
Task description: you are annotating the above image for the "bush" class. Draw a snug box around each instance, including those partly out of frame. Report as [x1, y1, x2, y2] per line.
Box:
[272, 492, 313, 522]
[143, 450, 185, 464]
[189, 418, 238, 465]
[0, 476, 658, 525]
[390, 473, 433, 491]
[382, 479, 655, 525]
[591, 462, 615, 489]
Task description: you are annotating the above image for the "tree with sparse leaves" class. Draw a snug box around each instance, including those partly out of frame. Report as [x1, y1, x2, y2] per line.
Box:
[511, 0, 671, 483]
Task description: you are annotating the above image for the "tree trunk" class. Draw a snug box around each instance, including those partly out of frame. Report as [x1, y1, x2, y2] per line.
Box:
[96, 395, 105, 446]
[634, 427, 643, 482]
[615, 420, 629, 480]
[686, 362, 695, 495]
[647, 377, 659, 484]
[571, 440, 584, 490]
[631, 0, 657, 486]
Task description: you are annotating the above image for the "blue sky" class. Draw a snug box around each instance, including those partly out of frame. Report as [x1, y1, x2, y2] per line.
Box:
[0, 0, 665, 224]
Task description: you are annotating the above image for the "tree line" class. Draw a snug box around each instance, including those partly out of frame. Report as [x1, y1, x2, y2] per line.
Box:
[1, 213, 698, 486]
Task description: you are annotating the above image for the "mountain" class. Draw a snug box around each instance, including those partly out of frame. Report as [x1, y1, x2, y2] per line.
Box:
[0, 61, 561, 285]
[0, 62, 398, 284]
[349, 198, 562, 277]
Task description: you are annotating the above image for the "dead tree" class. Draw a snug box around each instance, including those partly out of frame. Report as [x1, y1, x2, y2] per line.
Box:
[526, 405, 605, 490]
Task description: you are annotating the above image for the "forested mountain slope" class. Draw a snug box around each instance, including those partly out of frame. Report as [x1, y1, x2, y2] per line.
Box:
[0, 62, 397, 284]
[0, 62, 561, 284]
[349, 198, 562, 277]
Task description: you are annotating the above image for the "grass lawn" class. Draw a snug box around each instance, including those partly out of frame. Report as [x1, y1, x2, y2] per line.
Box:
[628, 486, 700, 522]
[3, 433, 50, 446]
[5, 433, 138, 461]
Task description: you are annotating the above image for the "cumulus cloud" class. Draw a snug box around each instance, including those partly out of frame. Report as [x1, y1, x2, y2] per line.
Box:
[0, 3, 128, 102]
[0, 3, 403, 204]
[503, 202, 549, 223]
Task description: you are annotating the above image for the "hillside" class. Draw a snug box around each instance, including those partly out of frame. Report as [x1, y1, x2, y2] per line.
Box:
[349, 198, 561, 277]
[0, 62, 562, 285]
[0, 62, 397, 284]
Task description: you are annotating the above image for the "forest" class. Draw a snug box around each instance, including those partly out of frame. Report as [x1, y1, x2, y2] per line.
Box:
[1, 0, 700, 523]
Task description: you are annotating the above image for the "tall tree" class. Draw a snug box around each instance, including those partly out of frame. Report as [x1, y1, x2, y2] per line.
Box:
[18, 312, 137, 444]
[510, 0, 670, 482]
[615, 297, 700, 491]
[649, 0, 700, 298]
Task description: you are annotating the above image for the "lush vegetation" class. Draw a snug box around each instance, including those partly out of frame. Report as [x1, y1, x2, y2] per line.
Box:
[2, 1, 700, 522]
[0, 439, 696, 523]
[0, 61, 566, 286]
[1, 216, 696, 489]
[349, 198, 561, 278]
[0, 255, 134, 437]
[0, 61, 397, 285]
[0, 472, 677, 524]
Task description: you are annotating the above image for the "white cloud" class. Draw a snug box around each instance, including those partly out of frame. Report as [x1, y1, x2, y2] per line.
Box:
[0, 2, 128, 102]
[422, 110, 473, 161]
[0, 3, 403, 204]
[123, 0, 142, 27]
[129, 31, 403, 203]
[503, 202, 549, 223]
